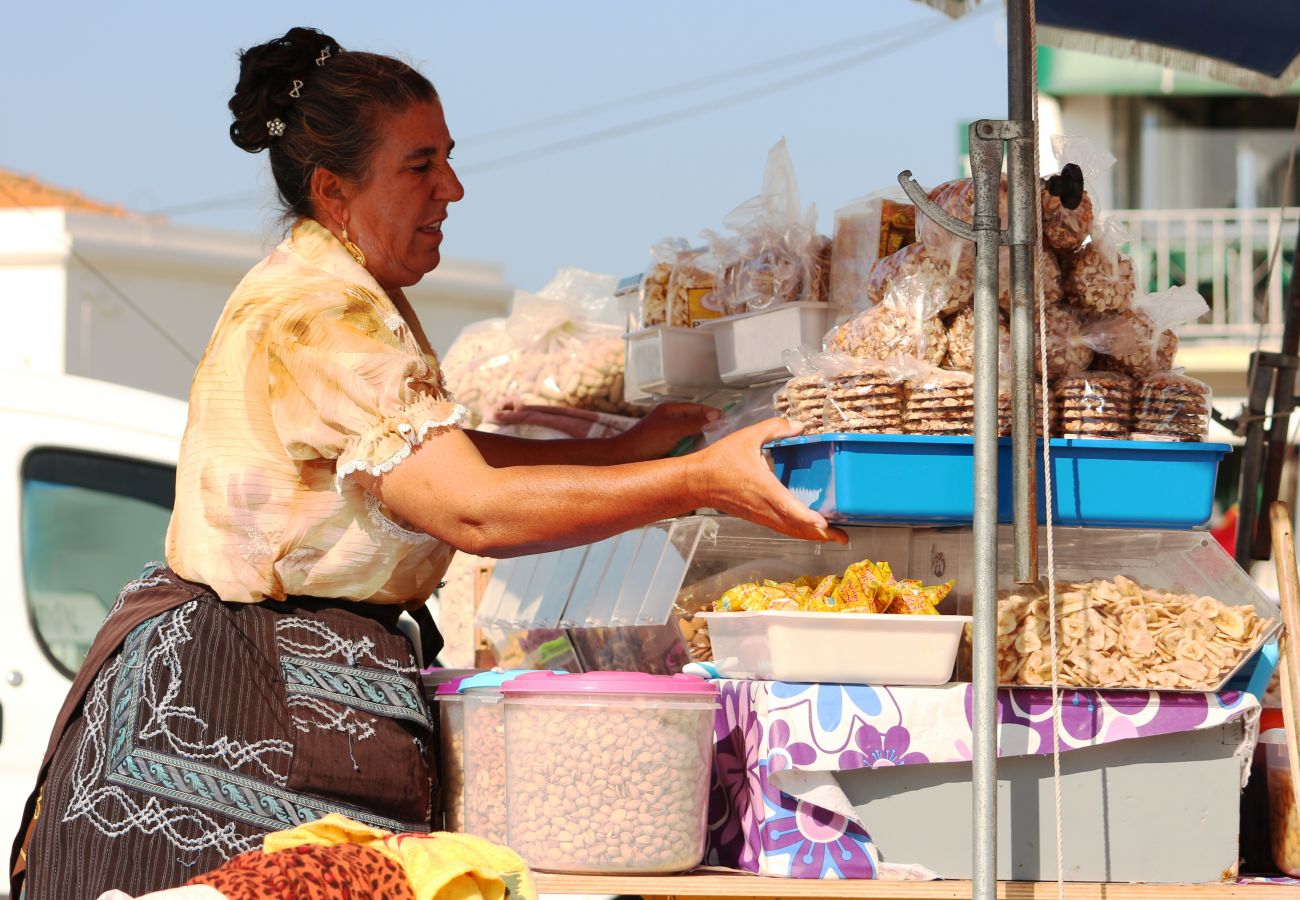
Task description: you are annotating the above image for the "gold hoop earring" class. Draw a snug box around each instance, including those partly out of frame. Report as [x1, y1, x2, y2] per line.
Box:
[340, 225, 367, 268]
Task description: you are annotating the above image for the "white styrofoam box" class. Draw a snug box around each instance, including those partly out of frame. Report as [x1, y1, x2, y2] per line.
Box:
[624, 325, 723, 399]
[700, 302, 833, 386]
[698, 610, 970, 685]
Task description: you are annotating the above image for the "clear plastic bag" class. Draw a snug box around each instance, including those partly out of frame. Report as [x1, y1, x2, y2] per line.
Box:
[1039, 303, 1095, 378]
[1041, 135, 1115, 253]
[865, 241, 973, 318]
[1082, 284, 1209, 378]
[638, 237, 689, 328]
[665, 246, 725, 328]
[1052, 370, 1134, 440]
[716, 139, 821, 314]
[830, 188, 917, 317]
[915, 176, 1007, 282]
[902, 365, 975, 436]
[1131, 370, 1212, 442]
[943, 305, 1009, 372]
[781, 347, 909, 434]
[827, 270, 950, 365]
[1062, 217, 1136, 314]
[442, 268, 639, 425]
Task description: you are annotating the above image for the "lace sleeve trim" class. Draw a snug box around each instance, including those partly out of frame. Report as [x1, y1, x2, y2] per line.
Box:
[335, 403, 467, 491]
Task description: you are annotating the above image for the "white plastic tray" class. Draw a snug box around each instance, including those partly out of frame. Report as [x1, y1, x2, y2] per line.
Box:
[624, 325, 724, 399]
[700, 302, 833, 386]
[697, 610, 971, 685]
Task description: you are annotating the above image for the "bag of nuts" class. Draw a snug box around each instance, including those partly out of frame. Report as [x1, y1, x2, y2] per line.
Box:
[826, 271, 949, 366]
[1041, 135, 1115, 254]
[638, 237, 690, 328]
[1081, 284, 1208, 378]
[442, 268, 642, 425]
[1061, 217, 1136, 315]
[713, 138, 822, 315]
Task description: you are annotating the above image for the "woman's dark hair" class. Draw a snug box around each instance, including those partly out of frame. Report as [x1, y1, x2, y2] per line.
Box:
[228, 27, 437, 222]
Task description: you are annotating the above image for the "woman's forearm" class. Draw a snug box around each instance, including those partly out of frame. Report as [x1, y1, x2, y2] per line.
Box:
[369, 420, 843, 556]
[373, 433, 700, 557]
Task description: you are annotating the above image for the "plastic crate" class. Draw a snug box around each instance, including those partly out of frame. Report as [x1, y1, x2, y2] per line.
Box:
[769, 433, 1231, 528]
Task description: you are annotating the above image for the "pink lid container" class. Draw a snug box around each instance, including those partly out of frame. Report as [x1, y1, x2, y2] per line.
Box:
[499, 671, 715, 697]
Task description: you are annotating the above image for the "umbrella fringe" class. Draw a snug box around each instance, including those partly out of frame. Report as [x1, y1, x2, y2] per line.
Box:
[1038, 25, 1300, 97]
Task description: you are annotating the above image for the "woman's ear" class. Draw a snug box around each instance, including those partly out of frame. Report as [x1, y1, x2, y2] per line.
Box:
[309, 167, 349, 228]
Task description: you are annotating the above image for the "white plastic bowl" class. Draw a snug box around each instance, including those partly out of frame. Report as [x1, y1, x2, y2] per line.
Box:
[698, 610, 971, 685]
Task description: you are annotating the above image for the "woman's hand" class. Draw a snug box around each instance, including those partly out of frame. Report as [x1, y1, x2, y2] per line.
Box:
[617, 402, 721, 462]
[687, 417, 849, 544]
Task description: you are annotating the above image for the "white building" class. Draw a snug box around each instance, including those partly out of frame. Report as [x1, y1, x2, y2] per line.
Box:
[0, 168, 512, 401]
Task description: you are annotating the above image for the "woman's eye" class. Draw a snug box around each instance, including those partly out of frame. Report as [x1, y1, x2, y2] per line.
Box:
[411, 163, 431, 173]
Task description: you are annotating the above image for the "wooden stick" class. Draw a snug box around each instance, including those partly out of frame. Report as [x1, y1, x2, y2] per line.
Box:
[1269, 501, 1300, 814]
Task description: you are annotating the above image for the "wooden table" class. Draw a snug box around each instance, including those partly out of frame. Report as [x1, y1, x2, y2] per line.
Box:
[534, 872, 1300, 899]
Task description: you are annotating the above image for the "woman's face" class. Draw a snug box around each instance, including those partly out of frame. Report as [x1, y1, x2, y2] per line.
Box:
[343, 98, 464, 291]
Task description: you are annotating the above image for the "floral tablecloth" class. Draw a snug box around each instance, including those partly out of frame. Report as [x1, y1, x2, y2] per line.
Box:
[705, 679, 1260, 879]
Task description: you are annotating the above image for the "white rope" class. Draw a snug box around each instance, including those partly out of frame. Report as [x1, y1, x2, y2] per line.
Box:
[1026, 1, 1066, 894]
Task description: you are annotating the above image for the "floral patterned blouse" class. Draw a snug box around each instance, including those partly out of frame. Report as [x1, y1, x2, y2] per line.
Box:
[166, 218, 465, 605]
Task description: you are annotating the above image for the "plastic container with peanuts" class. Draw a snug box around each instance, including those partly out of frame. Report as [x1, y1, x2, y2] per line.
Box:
[459, 669, 563, 843]
[502, 671, 718, 874]
[434, 678, 471, 832]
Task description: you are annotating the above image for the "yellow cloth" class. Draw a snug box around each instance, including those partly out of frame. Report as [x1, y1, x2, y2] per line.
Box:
[264, 814, 537, 900]
[165, 218, 464, 604]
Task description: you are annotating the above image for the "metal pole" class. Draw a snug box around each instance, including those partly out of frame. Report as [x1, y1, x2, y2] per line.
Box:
[1007, 0, 1039, 585]
[969, 122, 1004, 900]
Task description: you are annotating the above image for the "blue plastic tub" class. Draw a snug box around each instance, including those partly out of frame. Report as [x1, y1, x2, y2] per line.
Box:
[768, 433, 1231, 528]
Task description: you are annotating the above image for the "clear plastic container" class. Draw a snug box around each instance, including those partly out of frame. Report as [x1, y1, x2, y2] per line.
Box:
[701, 302, 832, 386]
[698, 609, 970, 684]
[435, 680, 468, 832]
[623, 325, 723, 399]
[1264, 730, 1300, 876]
[502, 672, 718, 873]
[461, 670, 557, 843]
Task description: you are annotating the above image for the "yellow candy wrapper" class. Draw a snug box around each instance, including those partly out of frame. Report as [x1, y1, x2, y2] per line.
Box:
[831, 561, 888, 613]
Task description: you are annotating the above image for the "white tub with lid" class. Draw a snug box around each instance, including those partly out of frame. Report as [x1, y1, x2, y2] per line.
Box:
[502, 672, 718, 873]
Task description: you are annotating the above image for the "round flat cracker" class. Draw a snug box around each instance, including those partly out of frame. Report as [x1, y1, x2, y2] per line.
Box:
[1140, 373, 1208, 394]
[1058, 409, 1130, 422]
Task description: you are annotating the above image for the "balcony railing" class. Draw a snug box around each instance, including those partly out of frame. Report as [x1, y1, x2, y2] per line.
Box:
[1108, 207, 1296, 342]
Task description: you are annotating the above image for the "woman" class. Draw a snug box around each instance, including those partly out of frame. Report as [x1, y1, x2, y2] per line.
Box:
[10, 26, 842, 899]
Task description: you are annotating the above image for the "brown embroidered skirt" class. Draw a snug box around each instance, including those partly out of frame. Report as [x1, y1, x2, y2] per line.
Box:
[13, 565, 436, 900]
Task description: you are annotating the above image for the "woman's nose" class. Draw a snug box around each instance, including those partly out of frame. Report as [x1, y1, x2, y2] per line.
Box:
[440, 164, 465, 202]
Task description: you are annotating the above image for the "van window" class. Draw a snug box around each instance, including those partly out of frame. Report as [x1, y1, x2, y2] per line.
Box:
[21, 449, 175, 678]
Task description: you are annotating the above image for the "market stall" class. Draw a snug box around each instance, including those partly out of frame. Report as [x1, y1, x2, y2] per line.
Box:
[425, 1, 1300, 893]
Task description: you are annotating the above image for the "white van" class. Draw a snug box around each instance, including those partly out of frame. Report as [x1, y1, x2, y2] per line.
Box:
[0, 372, 186, 861]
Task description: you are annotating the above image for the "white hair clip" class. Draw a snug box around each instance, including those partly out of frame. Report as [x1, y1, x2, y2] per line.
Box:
[289, 79, 303, 99]
[316, 47, 331, 67]
[267, 118, 286, 137]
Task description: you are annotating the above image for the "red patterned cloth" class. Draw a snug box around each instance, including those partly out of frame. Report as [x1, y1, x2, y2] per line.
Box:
[189, 842, 414, 899]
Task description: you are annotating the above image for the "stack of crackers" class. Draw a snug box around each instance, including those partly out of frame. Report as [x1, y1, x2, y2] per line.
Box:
[1131, 373, 1210, 441]
[1054, 371, 1133, 439]
[903, 370, 975, 435]
[997, 386, 1050, 436]
[785, 374, 829, 432]
[822, 365, 904, 433]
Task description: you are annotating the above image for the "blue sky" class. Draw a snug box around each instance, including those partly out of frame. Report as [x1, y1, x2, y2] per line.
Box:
[3, 1, 1010, 292]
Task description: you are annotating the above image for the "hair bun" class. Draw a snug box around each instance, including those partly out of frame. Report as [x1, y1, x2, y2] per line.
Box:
[228, 26, 342, 153]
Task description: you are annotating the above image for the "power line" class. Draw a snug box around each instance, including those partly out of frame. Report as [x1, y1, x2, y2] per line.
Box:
[155, 11, 982, 215]
[458, 14, 969, 176]
[461, 20, 931, 146]
[0, 181, 200, 365]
